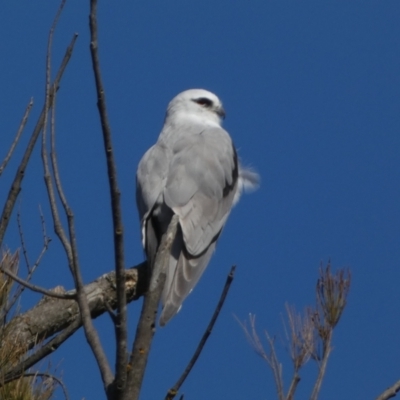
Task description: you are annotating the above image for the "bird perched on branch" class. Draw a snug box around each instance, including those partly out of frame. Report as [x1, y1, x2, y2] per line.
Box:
[136, 89, 259, 326]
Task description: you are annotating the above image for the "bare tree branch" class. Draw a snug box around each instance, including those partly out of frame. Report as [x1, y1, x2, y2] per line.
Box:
[236, 315, 285, 400]
[282, 304, 315, 400]
[4, 263, 144, 358]
[286, 374, 300, 400]
[0, 98, 33, 177]
[41, 0, 72, 263]
[17, 209, 31, 271]
[49, 97, 69, 212]
[376, 380, 400, 400]
[41, 1, 113, 389]
[264, 330, 285, 400]
[4, 318, 81, 386]
[0, 32, 78, 248]
[89, 1, 127, 396]
[284, 304, 315, 372]
[0, 265, 75, 300]
[165, 265, 236, 400]
[309, 329, 332, 400]
[124, 215, 179, 400]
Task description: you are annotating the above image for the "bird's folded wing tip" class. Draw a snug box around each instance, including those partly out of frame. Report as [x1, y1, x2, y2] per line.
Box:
[239, 167, 260, 191]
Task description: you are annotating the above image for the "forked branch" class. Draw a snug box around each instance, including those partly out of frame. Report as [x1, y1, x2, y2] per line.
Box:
[41, 0, 113, 390]
[0, 265, 75, 300]
[0, 33, 78, 248]
[4, 264, 144, 356]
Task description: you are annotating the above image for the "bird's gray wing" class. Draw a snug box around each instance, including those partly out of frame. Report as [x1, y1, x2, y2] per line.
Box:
[160, 126, 238, 325]
[136, 142, 170, 252]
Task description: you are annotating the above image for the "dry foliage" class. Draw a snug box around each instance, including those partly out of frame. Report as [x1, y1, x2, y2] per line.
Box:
[238, 262, 351, 400]
[0, 251, 59, 400]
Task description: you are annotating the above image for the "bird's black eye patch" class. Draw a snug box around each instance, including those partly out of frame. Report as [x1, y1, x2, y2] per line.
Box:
[193, 97, 213, 107]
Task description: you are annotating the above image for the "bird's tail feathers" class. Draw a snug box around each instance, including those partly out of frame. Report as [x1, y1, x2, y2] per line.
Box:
[159, 242, 216, 326]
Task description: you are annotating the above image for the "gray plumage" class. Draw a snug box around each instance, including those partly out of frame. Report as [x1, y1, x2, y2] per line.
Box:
[136, 89, 258, 326]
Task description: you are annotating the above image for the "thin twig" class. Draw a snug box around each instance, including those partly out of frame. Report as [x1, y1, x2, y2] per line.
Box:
[0, 32, 78, 248]
[17, 209, 31, 271]
[49, 92, 68, 211]
[4, 318, 81, 384]
[41, 0, 113, 390]
[236, 315, 285, 400]
[0, 266, 75, 299]
[39, 205, 48, 241]
[0, 98, 33, 176]
[286, 374, 300, 400]
[2, 209, 52, 319]
[264, 330, 285, 400]
[309, 329, 332, 400]
[104, 300, 118, 325]
[124, 215, 179, 400]
[89, 1, 127, 396]
[376, 380, 400, 400]
[165, 265, 236, 400]
[284, 304, 314, 371]
[33, 206, 52, 273]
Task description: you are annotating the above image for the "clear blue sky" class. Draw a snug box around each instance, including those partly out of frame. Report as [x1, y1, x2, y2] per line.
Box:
[1, 1, 400, 399]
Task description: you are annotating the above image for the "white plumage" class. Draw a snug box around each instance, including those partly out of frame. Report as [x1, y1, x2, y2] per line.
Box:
[136, 89, 258, 325]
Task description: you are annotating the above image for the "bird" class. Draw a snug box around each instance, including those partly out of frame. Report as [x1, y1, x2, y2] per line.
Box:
[136, 89, 259, 326]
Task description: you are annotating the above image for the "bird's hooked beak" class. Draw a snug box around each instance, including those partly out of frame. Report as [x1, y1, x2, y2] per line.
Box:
[216, 105, 226, 120]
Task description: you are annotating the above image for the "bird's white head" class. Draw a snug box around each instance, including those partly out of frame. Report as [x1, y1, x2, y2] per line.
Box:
[165, 89, 226, 127]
